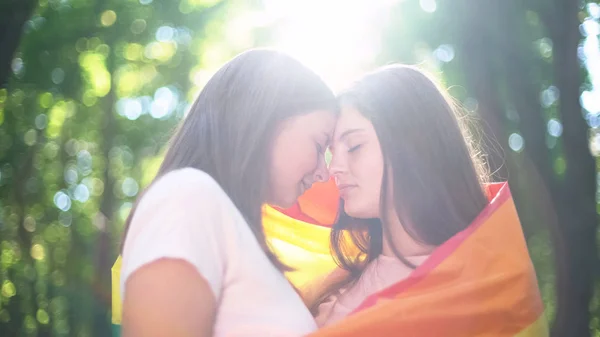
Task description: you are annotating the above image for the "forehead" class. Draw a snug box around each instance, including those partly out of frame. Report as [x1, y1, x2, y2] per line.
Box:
[334, 106, 373, 140]
[300, 109, 337, 129]
[279, 109, 337, 137]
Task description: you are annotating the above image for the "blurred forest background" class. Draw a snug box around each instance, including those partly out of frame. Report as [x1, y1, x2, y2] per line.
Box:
[0, 0, 599, 336]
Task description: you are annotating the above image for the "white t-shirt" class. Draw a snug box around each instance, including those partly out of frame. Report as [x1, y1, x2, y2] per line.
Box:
[120, 168, 317, 336]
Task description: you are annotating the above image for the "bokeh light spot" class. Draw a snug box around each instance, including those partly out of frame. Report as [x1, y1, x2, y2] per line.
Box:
[433, 44, 454, 63]
[35, 114, 48, 130]
[587, 113, 600, 128]
[590, 132, 600, 157]
[59, 212, 72, 227]
[51, 68, 65, 84]
[11, 58, 24, 76]
[117, 98, 143, 120]
[540, 86, 559, 108]
[39, 92, 54, 108]
[74, 184, 90, 202]
[131, 19, 147, 34]
[509, 133, 525, 152]
[77, 150, 93, 175]
[24, 215, 36, 232]
[589, 3, 600, 19]
[24, 129, 37, 146]
[36, 309, 49, 325]
[51, 270, 66, 286]
[53, 191, 72, 211]
[124, 43, 144, 61]
[537, 38, 553, 59]
[82, 90, 98, 107]
[554, 157, 566, 175]
[119, 202, 133, 221]
[0, 309, 9, 323]
[156, 26, 175, 42]
[100, 10, 117, 27]
[64, 166, 78, 185]
[581, 19, 600, 37]
[75, 38, 87, 52]
[150, 87, 178, 119]
[1, 280, 16, 298]
[91, 178, 105, 196]
[31, 244, 45, 261]
[122, 177, 139, 197]
[581, 90, 600, 114]
[24, 315, 37, 334]
[547, 118, 563, 137]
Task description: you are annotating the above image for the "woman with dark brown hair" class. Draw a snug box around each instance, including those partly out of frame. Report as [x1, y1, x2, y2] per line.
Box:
[313, 65, 492, 326]
[119, 49, 338, 337]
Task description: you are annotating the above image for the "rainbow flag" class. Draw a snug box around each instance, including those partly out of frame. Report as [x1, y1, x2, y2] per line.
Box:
[111, 180, 547, 336]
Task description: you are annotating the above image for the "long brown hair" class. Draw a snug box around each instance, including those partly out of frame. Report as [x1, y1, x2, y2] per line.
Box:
[121, 49, 337, 271]
[311, 65, 490, 313]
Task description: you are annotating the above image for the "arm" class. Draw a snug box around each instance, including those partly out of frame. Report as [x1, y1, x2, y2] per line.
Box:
[120, 170, 228, 337]
[122, 258, 216, 337]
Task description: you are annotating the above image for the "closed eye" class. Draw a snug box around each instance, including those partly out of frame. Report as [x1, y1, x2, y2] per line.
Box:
[348, 144, 362, 153]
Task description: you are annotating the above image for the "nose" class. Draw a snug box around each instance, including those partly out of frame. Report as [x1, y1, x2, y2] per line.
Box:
[328, 151, 346, 180]
[313, 154, 330, 183]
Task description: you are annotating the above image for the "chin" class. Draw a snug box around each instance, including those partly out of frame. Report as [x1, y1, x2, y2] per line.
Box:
[343, 203, 367, 219]
[273, 194, 297, 209]
[343, 199, 379, 219]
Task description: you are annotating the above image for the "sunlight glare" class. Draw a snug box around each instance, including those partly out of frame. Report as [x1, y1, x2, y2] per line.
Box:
[262, 0, 398, 91]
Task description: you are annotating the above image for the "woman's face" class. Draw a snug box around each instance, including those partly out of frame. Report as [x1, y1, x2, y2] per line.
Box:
[329, 106, 384, 218]
[268, 110, 337, 208]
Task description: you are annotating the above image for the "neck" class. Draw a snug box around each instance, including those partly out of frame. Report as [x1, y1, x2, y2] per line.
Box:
[380, 209, 435, 258]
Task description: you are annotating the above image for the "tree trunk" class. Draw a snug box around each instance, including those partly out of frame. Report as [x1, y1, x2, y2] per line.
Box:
[451, 0, 509, 181]
[547, 1, 599, 336]
[450, 0, 598, 335]
[0, 0, 37, 87]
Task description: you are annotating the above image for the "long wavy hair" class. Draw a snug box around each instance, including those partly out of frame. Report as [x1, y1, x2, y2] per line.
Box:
[121, 49, 338, 271]
[311, 65, 490, 313]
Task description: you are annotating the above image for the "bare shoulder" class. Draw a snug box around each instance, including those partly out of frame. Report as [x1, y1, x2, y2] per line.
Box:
[139, 168, 230, 209]
[153, 168, 224, 195]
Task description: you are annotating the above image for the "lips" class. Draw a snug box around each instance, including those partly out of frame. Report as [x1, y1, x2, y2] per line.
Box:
[337, 184, 357, 198]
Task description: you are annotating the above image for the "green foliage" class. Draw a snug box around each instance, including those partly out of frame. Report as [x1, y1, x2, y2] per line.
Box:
[0, 0, 238, 335]
[1, 0, 598, 335]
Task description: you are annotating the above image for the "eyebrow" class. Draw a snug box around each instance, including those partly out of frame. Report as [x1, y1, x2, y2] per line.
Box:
[336, 128, 364, 142]
[330, 128, 364, 152]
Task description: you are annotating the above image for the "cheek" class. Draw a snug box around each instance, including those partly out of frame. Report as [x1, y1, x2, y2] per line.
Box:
[296, 141, 321, 180]
[348, 149, 384, 216]
[351, 150, 384, 190]
[289, 144, 317, 180]
[268, 135, 296, 203]
[271, 141, 315, 188]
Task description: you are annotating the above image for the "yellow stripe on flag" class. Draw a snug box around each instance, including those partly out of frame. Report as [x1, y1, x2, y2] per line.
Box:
[111, 256, 122, 325]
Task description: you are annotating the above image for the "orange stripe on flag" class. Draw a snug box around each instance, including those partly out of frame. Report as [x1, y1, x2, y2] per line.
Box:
[280, 179, 339, 226]
[308, 183, 546, 337]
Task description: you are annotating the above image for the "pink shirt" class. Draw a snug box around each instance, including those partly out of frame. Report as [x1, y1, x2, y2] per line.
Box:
[315, 254, 430, 327]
